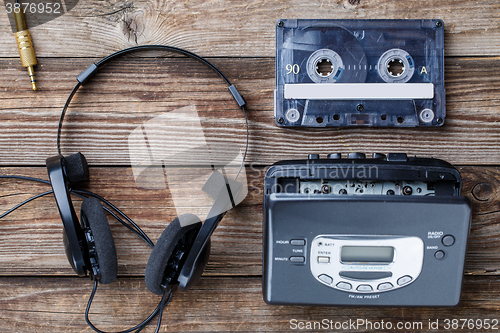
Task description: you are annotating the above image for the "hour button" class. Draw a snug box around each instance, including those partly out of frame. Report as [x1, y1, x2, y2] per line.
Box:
[290, 239, 306, 246]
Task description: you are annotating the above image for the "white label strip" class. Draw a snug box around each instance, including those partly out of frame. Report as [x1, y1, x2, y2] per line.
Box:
[284, 83, 434, 100]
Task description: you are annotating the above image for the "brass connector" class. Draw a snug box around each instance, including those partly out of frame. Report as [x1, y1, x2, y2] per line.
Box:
[14, 7, 37, 90]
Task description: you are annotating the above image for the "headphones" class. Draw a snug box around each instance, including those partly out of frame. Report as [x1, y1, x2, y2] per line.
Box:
[45, 45, 248, 331]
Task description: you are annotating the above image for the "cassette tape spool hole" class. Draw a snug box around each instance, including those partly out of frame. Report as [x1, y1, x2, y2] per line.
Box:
[378, 49, 415, 83]
[307, 49, 344, 83]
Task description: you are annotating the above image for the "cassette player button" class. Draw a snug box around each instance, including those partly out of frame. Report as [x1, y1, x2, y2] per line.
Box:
[290, 239, 306, 246]
[327, 153, 342, 159]
[318, 274, 333, 285]
[372, 153, 386, 159]
[308, 154, 320, 160]
[347, 152, 366, 159]
[387, 153, 408, 162]
[336, 282, 352, 291]
[397, 275, 413, 286]
[289, 256, 305, 263]
[377, 282, 394, 291]
[356, 285, 373, 292]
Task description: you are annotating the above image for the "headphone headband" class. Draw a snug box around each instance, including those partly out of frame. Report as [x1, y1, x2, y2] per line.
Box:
[56, 44, 247, 157]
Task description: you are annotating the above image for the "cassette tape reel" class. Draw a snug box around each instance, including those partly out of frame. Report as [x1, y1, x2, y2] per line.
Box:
[275, 19, 445, 127]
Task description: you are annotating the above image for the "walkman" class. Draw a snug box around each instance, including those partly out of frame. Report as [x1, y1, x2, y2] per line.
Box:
[263, 153, 471, 306]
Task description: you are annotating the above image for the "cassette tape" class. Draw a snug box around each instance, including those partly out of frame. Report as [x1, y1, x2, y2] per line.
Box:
[275, 19, 445, 127]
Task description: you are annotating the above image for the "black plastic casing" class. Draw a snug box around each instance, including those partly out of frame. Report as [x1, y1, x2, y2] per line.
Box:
[262, 154, 471, 306]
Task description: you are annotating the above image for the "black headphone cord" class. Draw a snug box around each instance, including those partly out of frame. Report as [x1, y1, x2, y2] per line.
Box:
[56, 45, 249, 182]
[85, 279, 173, 333]
[0, 175, 154, 247]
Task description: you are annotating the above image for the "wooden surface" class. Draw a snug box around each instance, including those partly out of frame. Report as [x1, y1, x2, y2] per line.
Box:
[0, 0, 499, 332]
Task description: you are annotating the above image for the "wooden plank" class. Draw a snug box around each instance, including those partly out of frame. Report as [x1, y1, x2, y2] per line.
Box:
[1, 0, 500, 58]
[0, 275, 499, 332]
[1, 166, 499, 276]
[0, 57, 499, 166]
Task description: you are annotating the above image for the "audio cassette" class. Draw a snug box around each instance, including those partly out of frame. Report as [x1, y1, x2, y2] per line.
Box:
[274, 19, 445, 127]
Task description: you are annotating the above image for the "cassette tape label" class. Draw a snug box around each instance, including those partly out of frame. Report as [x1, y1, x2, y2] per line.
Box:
[275, 19, 445, 127]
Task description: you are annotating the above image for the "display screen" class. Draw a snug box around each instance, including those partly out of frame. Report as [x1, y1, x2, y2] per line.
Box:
[341, 246, 394, 263]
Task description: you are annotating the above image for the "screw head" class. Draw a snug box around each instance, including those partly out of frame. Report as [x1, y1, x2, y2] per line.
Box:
[277, 117, 285, 124]
[277, 21, 284, 27]
[436, 21, 443, 28]
[436, 117, 444, 125]
[356, 104, 364, 112]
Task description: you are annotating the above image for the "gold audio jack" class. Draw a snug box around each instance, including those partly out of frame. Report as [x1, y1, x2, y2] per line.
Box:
[13, 0, 37, 90]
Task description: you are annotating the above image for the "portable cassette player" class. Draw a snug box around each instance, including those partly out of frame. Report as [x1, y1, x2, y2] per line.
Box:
[263, 153, 471, 306]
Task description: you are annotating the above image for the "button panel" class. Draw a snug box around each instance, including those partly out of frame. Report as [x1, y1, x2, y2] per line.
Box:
[311, 235, 424, 294]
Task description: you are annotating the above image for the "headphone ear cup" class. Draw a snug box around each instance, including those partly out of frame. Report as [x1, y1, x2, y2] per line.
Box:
[64, 152, 89, 184]
[145, 214, 202, 295]
[81, 197, 118, 285]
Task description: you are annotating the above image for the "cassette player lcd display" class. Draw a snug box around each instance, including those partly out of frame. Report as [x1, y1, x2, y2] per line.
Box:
[263, 153, 471, 306]
[274, 19, 445, 127]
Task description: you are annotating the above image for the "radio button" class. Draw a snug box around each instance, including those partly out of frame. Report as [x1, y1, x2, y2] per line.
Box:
[434, 250, 445, 259]
[318, 274, 333, 285]
[442, 235, 455, 246]
[290, 239, 306, 246]
[356, 284, 373, 292]
[317, 256, 330, 263]
[397, 275, 413, 286]
[336, 282, 352, 290]
[308, 154, 320, 159]
[289, 256, 305, 263]
[378, 282, 394, 291]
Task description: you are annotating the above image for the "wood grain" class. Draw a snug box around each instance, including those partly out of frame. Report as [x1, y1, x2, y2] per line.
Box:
[1, 166, 499, 276]
[1, 276, 500, 333]
[1, 0, 500, 58]
[0, 57, 499, 166]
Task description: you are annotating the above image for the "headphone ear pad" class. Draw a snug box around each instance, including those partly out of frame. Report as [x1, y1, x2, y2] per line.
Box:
[64, 152, 89, 184]
[81, 197, 118, 285]
[145, 214, 202, 295]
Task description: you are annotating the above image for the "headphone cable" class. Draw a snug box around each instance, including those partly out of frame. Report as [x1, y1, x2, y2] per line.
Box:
[0, 175, 153, 247]
[85, 279, 173, 333]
